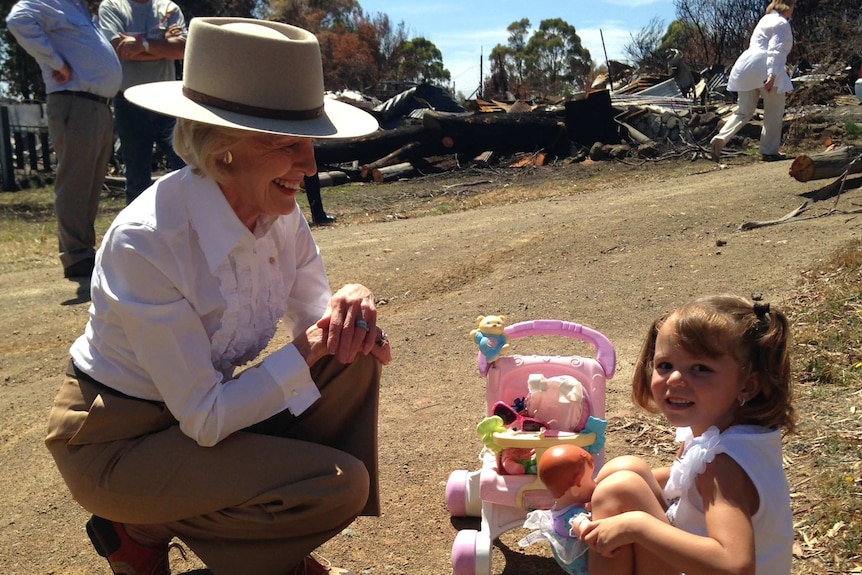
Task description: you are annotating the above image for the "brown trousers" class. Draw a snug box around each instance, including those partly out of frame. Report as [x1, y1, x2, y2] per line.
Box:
[46, 355, 381, 575]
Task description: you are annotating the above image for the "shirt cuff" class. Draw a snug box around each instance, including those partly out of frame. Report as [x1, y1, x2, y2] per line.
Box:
[262, 344, 321, 415]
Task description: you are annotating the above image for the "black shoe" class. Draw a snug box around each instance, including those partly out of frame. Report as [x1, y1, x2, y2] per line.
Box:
[312, 214, 336, 226]
[64, 258, 94, 279]
[761, 153, 789, 162]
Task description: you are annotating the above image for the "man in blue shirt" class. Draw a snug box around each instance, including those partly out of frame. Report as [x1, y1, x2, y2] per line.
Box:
[99, 0, 186, 204]
[7, 0, 122, 280]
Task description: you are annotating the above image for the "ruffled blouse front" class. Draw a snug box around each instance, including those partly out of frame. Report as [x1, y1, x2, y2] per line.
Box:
[209, 219, 287, 376]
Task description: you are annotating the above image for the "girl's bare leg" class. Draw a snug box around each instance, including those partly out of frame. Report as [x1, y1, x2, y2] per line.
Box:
[588, 457, 678, 575]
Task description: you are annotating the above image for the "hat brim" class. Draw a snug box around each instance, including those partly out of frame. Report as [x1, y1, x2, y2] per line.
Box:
[124, 81, 379, 139]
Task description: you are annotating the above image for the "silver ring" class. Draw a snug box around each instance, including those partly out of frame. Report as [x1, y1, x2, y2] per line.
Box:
[356, 319, 369, 331]
[376, 331, 388, 345]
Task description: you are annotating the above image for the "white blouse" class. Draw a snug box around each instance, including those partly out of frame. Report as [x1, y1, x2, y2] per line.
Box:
[71, 167, 331, 447]
[663, 425, 793, 575]
[727, 10, 794, 94]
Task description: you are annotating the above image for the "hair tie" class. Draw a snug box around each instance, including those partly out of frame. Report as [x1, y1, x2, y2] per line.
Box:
[753, 302, 770, 319]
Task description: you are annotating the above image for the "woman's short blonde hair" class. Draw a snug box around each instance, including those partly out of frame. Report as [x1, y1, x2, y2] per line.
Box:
[766, 0, 795, 14]
[172, 119, 250, 181]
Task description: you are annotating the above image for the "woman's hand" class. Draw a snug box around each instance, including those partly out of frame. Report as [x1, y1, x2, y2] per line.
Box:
[315, 284, 391, 365]
[764, 74, 776, 92]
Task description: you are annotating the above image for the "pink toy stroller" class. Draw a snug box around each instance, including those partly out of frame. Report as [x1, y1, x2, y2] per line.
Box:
[445, 319, 615, 575]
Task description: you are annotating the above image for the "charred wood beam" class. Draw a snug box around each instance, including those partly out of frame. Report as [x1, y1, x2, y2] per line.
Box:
[314, 111, 569, 169]
[360, 142, 421, 180]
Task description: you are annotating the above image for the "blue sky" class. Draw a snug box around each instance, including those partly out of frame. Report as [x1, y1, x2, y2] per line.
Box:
[357, 0, 677, 96]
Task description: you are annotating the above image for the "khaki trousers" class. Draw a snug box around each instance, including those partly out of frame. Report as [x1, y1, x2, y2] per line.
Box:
[45, 93, 113, 270]
[712, 87, 787, 155]
[46, 355, 381, 575]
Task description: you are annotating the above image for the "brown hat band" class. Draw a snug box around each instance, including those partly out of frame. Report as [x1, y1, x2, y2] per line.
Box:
[183, 86, 325, 121]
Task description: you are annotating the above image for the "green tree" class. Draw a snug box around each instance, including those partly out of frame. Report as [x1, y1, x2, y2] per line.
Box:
[395, 37, 449, 85]
[524, 18, 591, 98]
[506, 18, 530, 89]
[486, 44, 513, 99]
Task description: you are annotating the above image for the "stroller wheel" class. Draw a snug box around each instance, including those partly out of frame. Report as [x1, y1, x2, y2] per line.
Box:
[451, 529, 478, 575]
[446, 470, 469, 516]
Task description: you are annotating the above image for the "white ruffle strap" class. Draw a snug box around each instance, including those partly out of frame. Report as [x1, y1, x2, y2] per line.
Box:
[664, 426, 724, 500]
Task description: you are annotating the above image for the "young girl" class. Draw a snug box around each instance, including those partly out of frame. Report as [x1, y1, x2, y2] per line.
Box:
[577, 295, 795, 575]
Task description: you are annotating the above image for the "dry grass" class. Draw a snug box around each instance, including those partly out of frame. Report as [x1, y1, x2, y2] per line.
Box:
[783, 240, 862, 574]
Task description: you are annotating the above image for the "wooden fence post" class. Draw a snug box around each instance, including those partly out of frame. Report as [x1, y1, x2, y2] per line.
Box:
[0, 107, 17, 192]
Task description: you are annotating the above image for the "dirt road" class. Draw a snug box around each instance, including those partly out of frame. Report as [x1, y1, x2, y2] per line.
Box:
[1, 157, 860, 574]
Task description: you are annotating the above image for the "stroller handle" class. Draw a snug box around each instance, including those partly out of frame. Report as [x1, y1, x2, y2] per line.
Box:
[477, 319, 615, 378]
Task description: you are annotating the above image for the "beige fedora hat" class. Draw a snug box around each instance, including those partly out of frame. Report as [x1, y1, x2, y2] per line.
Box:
[123, 17, 378, 138]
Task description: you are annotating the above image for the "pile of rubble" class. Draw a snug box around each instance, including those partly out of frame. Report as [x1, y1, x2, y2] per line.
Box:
[313, 60, 860, 187]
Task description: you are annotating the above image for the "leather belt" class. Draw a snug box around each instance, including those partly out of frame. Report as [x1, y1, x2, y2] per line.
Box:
[52, 90, 112, 107]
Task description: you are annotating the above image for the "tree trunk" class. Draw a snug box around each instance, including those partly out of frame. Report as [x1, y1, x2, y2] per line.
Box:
[788, 144, 862, 182]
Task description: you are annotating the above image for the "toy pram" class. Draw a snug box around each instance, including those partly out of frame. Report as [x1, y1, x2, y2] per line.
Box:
[445, 319, 615, 575]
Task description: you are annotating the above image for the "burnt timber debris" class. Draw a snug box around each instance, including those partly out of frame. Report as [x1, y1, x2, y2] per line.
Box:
[311, 56, 862, 190]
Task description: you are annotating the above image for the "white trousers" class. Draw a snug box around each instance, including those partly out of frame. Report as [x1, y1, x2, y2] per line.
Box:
[712, 87, 786, 155]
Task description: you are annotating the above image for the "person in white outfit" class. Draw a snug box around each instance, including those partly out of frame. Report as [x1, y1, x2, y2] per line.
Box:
[711, 0, 795, 162]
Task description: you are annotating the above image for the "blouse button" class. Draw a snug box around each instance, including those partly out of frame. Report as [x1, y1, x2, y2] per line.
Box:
[291, 390, 299, 397]
[269, 257, 276, 265]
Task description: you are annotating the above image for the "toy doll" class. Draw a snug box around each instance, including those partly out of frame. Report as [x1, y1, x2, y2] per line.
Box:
[525, 373, 590, 432]
[521, 444, 595, 575]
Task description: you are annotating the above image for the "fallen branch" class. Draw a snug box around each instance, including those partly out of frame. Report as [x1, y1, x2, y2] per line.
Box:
[739, 168, 854, 230]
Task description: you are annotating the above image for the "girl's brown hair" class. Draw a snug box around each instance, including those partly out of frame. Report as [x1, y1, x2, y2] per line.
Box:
[632, 294, 795, 432]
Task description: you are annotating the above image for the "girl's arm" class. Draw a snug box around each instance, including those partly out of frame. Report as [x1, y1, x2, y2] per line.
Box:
[581, 453, 757, 575]
[651, 465, 671, 490]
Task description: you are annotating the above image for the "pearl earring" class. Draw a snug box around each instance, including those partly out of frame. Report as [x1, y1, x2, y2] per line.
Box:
[738, 396, 747, 407]
[223, 150, 232, 165]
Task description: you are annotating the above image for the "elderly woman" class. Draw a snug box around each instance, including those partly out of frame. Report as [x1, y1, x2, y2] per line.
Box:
[45, 18, 388, 575]
[711, 0, 795, 162]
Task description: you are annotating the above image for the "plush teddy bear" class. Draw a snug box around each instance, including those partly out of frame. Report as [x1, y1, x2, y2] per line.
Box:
[470, 315, 511, 363]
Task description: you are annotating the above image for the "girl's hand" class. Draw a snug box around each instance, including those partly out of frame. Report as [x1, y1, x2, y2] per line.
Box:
[578, 511, 646, 558]
[316, 284, 391, 365]
[764, 74, 776, 92]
